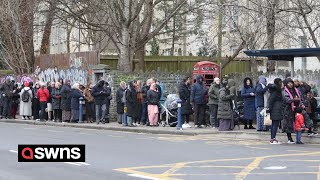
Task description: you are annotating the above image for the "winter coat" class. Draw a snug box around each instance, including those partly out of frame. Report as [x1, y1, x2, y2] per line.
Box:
[103, 85, 112, 106]
[47, 86, 53, 103]
[92, 85, 107, 106]
[241, 86, 256, 120]
[126, 84, 139, 118]
[228, 79, 237, 108]
[190, 75, 207, 105]
[208, 83, 221, 105]
[71, 89, 83, 110]
[84, 88, 94, 103]
[267, 84, 283, 121]
[3, 82, 14, 98]
[217, 88, 234, 120]
[178, 83, 193, 115]
[19, 87, 33, 116]
[51, 88, 62, 110]
[60, 84, 72, 111]
[142, 85, 150, 104]
[283, 88, 301, 133]
[116, 87, 126, 114]
[255, 83, 268, 108]
[147, 89, 159, 105]
[36, 88, 50, 102]
[294, 113, 305, 131]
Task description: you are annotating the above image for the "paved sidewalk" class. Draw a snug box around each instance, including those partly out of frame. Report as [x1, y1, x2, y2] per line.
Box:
[1, 119, 319, 144]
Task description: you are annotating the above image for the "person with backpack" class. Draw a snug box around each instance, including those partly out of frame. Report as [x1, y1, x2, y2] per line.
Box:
[20, 82, 33, 120]
[116, 81, 126, 125]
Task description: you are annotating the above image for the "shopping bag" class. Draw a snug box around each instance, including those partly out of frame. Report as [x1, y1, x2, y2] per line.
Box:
[264, 113, 272, 126]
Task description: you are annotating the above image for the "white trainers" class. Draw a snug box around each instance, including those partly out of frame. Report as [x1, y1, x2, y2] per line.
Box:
[270, 139, 281, 144]
[21, 117, 25, 120]
[200, 125, 206, 128]
[287, 140, 296, 144]
[186, 123, 191, 128]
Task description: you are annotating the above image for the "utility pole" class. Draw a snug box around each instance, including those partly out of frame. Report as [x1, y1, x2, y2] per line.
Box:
[216, 0, 224, 65]
[299, 36, 307, 74]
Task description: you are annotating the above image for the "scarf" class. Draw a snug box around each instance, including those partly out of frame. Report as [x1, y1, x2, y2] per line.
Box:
[284, 86, 301, 111]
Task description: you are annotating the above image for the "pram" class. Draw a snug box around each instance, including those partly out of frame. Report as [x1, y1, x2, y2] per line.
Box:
[160, 94, 179, 127]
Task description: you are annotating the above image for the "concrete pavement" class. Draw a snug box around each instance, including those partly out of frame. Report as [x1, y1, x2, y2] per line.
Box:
[1, 119, 320, 144]
[1, 123, 320, 180]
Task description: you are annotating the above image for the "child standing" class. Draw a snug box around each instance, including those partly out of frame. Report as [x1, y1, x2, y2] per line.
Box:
[295, 107, 309, 144]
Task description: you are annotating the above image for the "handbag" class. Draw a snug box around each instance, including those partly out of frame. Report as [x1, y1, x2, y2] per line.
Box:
[264, 112, 272, 126]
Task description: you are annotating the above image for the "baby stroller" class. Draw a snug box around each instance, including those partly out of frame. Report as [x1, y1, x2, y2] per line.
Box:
[160, 94, 179, 127]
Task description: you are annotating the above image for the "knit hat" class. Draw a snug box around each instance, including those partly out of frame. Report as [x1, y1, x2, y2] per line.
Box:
[214, 78, 220, 83]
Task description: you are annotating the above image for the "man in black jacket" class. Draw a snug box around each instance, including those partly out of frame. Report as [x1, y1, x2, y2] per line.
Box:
[190, 75, 207, 128]
[141, 79, 151, 125]
[104, 81, 112, 123]
[2, 78, 14, 119]
[92, 80, 108, 124]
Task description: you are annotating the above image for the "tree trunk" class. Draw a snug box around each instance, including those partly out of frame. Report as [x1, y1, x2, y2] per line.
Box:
[266, 0, 277, 72]
[40, 1, 57, 54]
[118, 26, 132, 72]
[135, 45, 145, 72]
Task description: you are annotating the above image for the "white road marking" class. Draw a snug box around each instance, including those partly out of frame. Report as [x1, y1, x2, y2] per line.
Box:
[128, 174, 160, 180]
[79, 132, 94, 135]
[63, 162, 82, 166]
[76, 162, 90, 166]
[23, 127, 37, 130]
[263, 166, 287, 170]
[9, 150, 18, 154]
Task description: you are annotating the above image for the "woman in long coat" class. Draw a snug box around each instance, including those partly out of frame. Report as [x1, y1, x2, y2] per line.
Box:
[51, 82, 62, 122]
[283, 78, 303, 144]
[241, 77, 256, 129]
[126, 80, 139, 127]
[20, 82, 33, 120]
[60, 80, 72, 122]
[70, 83, 83, 123]
[178, 77, 193, 127]
[218, 81, 235, 131]
[116, 81, 126, 125]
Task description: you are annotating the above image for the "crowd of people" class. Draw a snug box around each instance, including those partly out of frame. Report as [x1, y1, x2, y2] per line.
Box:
[0, 74, 319, 144]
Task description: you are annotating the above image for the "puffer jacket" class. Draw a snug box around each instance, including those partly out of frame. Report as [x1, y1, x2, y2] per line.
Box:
[208, 83, 221, 105]
[217, 88, 234, 120]
[294, 113, 305, 131]
[267, 84, 283, 121]
[190, 75, 206, 105]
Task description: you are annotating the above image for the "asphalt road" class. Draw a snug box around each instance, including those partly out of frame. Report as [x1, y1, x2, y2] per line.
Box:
[1, 122, 320, 180]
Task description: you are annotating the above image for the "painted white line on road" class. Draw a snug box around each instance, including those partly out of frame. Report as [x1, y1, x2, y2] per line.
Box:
[9, 150, 18, 154]
[76, 162, 90, 166]
[79, 132, 94, 135]
[64, 162, 82, 166]
[263, 166, 287, 170]
[128, 174, 160, 180]
[23, 127, 37, 130]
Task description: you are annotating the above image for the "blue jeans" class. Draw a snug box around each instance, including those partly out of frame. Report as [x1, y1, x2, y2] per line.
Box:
[296, 131, 302, 143]
[95, 104, 106, 123]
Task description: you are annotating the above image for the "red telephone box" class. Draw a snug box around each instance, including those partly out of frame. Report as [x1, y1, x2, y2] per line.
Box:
[192, 61, 220, 87]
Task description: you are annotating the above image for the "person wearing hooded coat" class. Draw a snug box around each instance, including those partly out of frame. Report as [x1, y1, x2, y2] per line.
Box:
[92, 80, 108, 124]
[208, 77, 221, 128]
[51, 82, 62, 122]
[103, 81, 112, 123]
[147, 83, 160, 126]
[70, 83, 83, 123]
[178, 77, 193, 127]
[241, 77, 256, 129]
[283, 78, 303, 144]
[190, 75, 207, 128]
[20, 82, 33, 120]
[32, 82, 41, 120]
[126, 80, 139, 126]
[267, 78, 284, 144]
[218, 80, 235, 131]
[60, 80, 72, 122]
[116, 81, 126, 125]
[255, 76, 269, 131]
[2, 78, 14, 119]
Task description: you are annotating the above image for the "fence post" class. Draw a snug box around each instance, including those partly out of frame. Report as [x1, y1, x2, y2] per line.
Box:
[177, 99, 182, 130]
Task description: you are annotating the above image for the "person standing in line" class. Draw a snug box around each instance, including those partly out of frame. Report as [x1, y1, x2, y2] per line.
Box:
[11, 83, 20, 119]
[70, 83, 83, 123]
[20, 82, 33, 120]
[84, 83, 95, 123]
[255, 76, 269, 131]
[178, 77, 193, 128]
[104, 81, 112, 123]
[241, 77, 256, 129]
[92, 80, 107, 124]
[116, 81, 126, 125]
[208, 77, 221, 128]
[36, 82, 50, 122]
[147, 83, 160, 127]
[283, 78, 303, 144]
[51, 82, 62, 122]
[294, 107, 308, 144]
[135, 80, 144, 126]
[2, 78, 14, 119]
[190, 75, 207, 128]
[32, 82, 41, 120]
[60, 80, 72, 123]
[125, 80, 139, 127]
[141, 79, 152, 125]
[218, 80, 235, 131]
[267, 78, 283, 144]
[47, 82, 55, 121]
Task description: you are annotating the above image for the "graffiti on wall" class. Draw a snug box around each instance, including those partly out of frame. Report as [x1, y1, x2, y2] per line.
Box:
[37, 67, 88, 85]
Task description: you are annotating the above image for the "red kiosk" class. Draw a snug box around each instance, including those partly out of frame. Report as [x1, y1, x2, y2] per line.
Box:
[192, 61, 220, 87]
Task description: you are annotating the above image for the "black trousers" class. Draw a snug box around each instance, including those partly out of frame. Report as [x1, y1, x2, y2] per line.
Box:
[209, 104, 219, 127]
[194, 104, 206, 126]
[2, 97, 12, 118]
[271, 120, 280, 139]
[53, 109, 62, 121]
